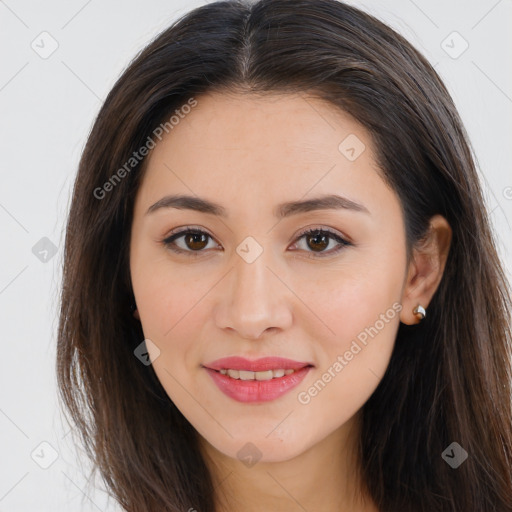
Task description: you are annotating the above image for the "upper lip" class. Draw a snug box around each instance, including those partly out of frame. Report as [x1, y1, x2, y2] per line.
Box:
[203, 356, 313, 372]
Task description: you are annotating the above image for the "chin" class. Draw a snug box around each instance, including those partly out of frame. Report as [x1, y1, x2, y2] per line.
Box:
[200, 427, 317, 466]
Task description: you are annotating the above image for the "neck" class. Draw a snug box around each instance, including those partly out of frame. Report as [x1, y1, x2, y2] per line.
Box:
[197, 412, 379, 512]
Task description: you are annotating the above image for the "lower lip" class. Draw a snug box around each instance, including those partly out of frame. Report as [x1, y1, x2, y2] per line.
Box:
[204, 366, 312, 403]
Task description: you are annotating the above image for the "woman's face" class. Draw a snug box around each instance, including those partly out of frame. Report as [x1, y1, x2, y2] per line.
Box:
[129, 91, 409, 463]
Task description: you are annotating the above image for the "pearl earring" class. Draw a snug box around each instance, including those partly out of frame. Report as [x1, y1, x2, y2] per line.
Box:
[413, 304, 426, 321]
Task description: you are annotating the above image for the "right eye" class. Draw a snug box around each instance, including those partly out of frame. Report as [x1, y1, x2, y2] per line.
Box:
[161, 227, 220, 256]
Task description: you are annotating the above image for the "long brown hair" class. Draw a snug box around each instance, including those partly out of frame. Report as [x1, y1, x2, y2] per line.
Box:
[56, 0, 512, 510]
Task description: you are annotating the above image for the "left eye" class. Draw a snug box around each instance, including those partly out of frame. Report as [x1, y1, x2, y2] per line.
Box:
[161, 226, 352, 258]
[291, 227, 351, 258]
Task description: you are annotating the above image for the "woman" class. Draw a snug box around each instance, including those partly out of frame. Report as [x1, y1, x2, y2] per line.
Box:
[56, 0, 512, 510]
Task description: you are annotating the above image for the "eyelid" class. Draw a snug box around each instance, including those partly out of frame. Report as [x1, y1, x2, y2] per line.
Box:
[293, 225, 352, 246]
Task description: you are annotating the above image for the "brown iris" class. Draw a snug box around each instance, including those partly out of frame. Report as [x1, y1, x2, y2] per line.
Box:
[184, 232, 209, 251]
[306, 231, 329, 252]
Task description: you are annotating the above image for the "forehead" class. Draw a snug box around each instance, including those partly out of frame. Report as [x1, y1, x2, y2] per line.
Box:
[161, 91, 366, 159]
[135, 91, 391, 219]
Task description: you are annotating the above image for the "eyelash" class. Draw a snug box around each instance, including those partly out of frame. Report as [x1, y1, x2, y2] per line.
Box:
[161, 225, 352, 259]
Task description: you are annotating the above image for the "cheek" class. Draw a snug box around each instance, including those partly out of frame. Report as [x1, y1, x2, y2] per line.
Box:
[293, 292, 401, 434]
[329, 275, 401, 351]
[131, 255, 221, 390]
[131, 247, 208, 337]
[294, 244, 404, 395]
[295, 248, 404, 344]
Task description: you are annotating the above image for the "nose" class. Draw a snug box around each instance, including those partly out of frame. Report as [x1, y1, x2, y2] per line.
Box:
[214, 248, 293, 340]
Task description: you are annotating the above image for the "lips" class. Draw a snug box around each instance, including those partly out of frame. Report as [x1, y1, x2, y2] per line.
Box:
[203, 356, 313, 372]
[202, 356, 314, 403]
[204, 365, 312, 403]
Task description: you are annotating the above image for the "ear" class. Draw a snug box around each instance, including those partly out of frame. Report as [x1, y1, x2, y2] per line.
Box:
[133, 308, 140, 321]
[400, 214, 452, 325]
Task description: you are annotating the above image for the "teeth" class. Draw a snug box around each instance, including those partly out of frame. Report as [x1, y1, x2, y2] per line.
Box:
[218, 368, 298, 380]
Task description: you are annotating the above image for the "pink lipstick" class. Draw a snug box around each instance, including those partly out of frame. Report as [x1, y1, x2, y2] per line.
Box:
[203, 356, 313, 403]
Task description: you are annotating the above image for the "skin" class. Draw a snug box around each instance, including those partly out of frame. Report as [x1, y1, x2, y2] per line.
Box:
[129, 91, 452, 512]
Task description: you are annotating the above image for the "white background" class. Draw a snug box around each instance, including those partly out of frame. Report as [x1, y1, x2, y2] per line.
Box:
[1, 0, 511, 510]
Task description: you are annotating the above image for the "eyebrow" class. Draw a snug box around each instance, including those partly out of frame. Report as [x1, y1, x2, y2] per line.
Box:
[145, 193, 370, 218]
